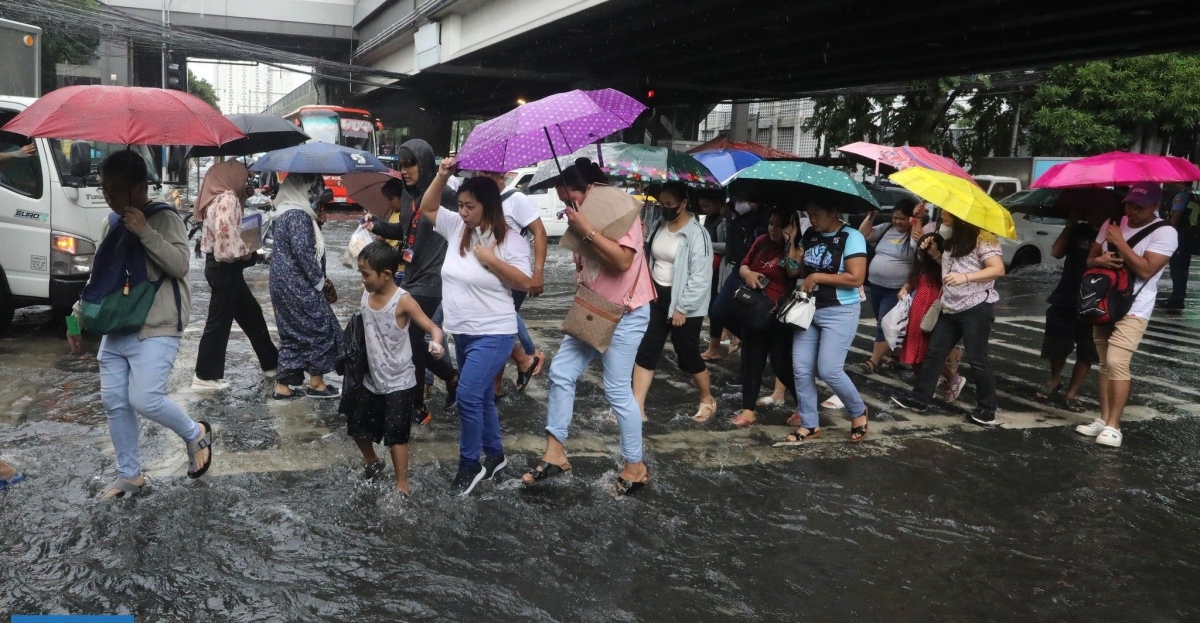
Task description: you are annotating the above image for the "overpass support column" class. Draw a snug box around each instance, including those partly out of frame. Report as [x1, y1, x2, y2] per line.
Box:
[730, 102, 749, 141]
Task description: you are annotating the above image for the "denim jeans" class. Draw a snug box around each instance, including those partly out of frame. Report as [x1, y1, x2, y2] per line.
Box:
[512, 290, 536, 356]
[453, 333, 515, 471]
[546, 304, 650, 464]
[868, 283, 901, 343]
[792, 304, 866, 430]
[98, 334, 201, 479]
[909, 301, 997, 413]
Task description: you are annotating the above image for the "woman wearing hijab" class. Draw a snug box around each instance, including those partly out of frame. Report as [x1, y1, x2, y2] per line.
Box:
[269, 174, 342, 400]
[192, 161, 279, 391]
[363, 139, 460, 420]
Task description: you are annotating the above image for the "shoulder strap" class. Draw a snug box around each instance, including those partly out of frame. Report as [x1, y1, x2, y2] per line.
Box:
[1125, 220, 1169, 249]
[500, 189, 518, 201]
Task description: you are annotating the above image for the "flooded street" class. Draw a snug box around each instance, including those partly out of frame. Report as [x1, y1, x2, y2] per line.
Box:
[3, 220, 1200, 621]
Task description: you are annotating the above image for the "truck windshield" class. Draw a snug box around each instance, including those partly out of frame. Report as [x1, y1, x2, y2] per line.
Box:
[46, 139, 160, 187]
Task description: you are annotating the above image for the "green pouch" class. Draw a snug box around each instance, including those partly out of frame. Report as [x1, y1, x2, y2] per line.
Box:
[81, 280, 160, 336]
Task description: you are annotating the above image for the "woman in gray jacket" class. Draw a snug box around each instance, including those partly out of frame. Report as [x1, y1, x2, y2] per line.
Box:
[632, 182, 717, 422]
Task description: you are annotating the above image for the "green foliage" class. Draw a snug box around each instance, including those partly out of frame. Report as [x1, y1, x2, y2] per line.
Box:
[187, 70, 219, 108]
[1027, 53, 1200, 157]
[39, 0, 100, 93]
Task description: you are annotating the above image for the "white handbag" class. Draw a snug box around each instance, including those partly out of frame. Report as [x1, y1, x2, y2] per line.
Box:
[777, 289, 816, 330]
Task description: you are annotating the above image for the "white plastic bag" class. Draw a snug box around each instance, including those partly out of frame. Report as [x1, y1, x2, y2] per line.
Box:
[881, 293, 911, 351]
[343, 226, 376, 268]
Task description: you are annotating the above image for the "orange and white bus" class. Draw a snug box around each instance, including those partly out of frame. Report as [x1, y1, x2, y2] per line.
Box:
[282, 105, 384, 205]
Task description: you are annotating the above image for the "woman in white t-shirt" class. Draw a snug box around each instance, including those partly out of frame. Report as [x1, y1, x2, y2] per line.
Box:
[420, 158, 533, 496]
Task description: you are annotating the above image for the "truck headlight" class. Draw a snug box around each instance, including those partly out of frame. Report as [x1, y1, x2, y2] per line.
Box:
[51, 232, 97, 276]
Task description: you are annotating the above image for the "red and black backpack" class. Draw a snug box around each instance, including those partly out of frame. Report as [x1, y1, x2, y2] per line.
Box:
[1078, 219, 1168, 326]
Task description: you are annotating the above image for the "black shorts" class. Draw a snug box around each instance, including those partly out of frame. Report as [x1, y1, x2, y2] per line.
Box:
[635, 283, 706, 375]
[345, 386, 417, 446]
[1041, 305, 1099, 364]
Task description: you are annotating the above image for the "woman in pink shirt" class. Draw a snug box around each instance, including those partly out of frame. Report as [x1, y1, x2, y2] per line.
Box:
[521, 159, 655, 495]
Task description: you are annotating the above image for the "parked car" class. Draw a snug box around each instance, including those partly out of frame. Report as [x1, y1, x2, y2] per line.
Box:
[998, 190, 1067, 270]
[974, 175, 1023, 201]
[504, 166, 568, 237]
[865, 183, 921, 211]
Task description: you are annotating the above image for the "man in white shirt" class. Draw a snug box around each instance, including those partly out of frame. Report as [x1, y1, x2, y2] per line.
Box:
[1078, 183, 1178, 448]
[478, 170, 549, 392]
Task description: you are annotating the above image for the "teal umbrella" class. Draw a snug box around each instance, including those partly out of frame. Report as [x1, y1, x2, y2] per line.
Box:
[527, 142, 720, 190]
[727, 161, 879, 213]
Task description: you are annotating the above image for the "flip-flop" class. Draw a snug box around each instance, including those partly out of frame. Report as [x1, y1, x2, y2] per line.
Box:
[692, 400, 717, 423]
[516, 355, 541, 392]
[187, 421, 213, 479]
[521, 460, 571, 485]
[1035, 381, 1062, 403]
[102, 478, 143, 499]
[1064, 396, 1087, 413]
[756, 396, 785, 408]
[531, 351, 546, 376]
[729, 413, 757, 428]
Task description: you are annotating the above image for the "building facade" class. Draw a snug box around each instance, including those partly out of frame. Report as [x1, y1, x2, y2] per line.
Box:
[698, 100, 822, 157]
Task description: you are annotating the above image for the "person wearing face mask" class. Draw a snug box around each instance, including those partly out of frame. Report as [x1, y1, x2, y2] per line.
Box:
[192, 161, 279, 391]
[632, 182, 717, 423]
[420, 158, 533, 495]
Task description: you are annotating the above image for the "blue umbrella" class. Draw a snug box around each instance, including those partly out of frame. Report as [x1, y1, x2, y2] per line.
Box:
[694, 149, 763, 185]
[249, 141, 388, 175]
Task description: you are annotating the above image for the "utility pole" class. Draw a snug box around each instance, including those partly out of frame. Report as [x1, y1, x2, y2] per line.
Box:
[161, 0, 170, 184]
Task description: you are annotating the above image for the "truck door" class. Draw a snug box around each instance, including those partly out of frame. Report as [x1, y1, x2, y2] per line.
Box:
[0, 107, 51, 302]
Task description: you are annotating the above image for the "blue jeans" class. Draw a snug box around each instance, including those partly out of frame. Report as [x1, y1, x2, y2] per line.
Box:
[453, 333, 515, 471]
[792, 304, 866, 430]
[512, 290, 536, 356]
[546, 304, 650, 464]
[868, 283, 901, 343]
[98, 334, 201, 480]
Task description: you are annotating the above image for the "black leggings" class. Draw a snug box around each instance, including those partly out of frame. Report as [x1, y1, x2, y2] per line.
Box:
[410, 293, 458, 409]
[740, 319, 794, 411]
[636, 283, 706, 374]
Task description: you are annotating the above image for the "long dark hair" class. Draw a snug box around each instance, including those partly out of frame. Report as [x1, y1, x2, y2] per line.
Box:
[749, 206, 791, 266]
[456, 177, 508, 257]
[561, 157, 607, 193]
[908, 232, 944, 285]
[943, 213, 982, 258]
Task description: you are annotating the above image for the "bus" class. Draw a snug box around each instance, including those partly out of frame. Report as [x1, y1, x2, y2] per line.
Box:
[282, 105, 384, 206]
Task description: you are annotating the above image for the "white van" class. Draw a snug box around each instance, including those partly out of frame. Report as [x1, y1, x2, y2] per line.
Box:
[503, 166, 568, 237]
[0, 95, 164, 332]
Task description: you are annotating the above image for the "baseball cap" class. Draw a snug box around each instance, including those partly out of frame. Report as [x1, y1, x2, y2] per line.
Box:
[1122, 182, 1162, 209]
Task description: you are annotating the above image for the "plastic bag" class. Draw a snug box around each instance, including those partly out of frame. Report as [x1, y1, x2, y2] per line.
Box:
[881, 293, 911, 351]
[343, 226, 376, 268]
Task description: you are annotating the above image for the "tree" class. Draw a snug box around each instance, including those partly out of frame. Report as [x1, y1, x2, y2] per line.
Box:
[1026, 53, 1200, 158]
[39, 0, 100, 93]
[187, 70, 220, 109]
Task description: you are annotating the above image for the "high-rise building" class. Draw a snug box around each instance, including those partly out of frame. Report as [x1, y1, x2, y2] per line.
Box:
[698, 100, 822, 157]
[188, 61, 310, 115]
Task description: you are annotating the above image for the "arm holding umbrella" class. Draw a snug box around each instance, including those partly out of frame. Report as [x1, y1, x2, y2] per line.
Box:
[419, 158, 457, 226]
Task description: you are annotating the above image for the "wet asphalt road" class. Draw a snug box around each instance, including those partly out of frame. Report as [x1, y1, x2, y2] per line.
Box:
[1, 219, 1199, 622]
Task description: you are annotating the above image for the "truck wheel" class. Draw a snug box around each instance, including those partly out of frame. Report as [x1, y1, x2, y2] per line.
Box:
[1010, 247, 1040, 272]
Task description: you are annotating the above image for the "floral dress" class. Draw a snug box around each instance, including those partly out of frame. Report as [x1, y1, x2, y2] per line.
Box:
[268, 209, 342, 377]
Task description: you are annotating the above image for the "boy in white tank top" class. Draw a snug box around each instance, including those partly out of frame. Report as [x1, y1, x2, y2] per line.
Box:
[348, 242, 445, 494]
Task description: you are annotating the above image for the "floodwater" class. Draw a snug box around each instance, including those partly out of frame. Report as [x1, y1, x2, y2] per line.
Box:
[2, 220, 1200, 621]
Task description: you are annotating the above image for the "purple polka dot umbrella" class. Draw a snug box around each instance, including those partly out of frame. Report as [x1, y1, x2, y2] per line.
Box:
[456, 89, 647, 174]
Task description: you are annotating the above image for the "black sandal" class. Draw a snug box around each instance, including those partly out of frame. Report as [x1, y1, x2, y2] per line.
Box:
[521, 460, 570, 485]
[516, 355, 541, 392]
[187, 421, 213, 479]
[773, 427, 822, 446]
[615, 471, 650, 496]
[850, 412, 869, 443]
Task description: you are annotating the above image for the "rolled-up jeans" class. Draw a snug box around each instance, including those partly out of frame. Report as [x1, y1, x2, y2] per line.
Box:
[99, 333, 201, 480]
[545, 304, 651, 464]
[792, 304, 866, 430]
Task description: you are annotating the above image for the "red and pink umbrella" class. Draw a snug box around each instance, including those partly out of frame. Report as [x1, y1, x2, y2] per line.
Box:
[1031, 151, 1200, 188]
[838, 141, 976, 184]
[1, 85, 244, 146]
[456, 88, 647, 173]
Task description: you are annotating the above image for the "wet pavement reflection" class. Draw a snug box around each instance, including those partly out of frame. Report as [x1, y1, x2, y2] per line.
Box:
[2, 220, 1199, 621]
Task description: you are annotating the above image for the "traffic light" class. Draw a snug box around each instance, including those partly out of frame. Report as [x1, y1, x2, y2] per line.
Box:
[165, 51, 185, 90]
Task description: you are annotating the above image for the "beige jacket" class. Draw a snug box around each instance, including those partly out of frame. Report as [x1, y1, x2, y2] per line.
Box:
[73, 205, 192, 339]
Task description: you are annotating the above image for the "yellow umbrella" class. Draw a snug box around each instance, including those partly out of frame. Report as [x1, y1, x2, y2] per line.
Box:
[890, 167, 1018, 239]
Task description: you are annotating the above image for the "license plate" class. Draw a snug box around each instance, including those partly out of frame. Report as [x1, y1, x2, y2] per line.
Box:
[333, 197, 348, 203]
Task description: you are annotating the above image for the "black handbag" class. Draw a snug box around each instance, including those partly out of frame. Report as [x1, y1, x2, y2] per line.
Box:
[732, 286, 775, 333]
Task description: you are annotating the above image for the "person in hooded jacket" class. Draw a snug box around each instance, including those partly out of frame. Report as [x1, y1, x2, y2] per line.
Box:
[269, 174, 343, 400]
[363, 139, 460, 420]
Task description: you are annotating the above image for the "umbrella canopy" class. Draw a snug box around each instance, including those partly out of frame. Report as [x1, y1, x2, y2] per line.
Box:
[1003, 187, 1124, 216]
[527, 142, 719, 190]
[693, 149, 762, 184]
[341, 170, 405, 219]
[891, 167, 1017, 239]
[250, 141, 389, 175]
[1, 85, 243, 146]
[686, 135, 798, 159]
[1030, 151, 1200, 188]
[837, 141, 976, 184]
[726, 161, 880, 213]
[185, 114, 310, 158]
[456, 88, 646, 172]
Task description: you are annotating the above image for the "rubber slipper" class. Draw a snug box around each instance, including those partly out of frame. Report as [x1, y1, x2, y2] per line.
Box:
[1035, 381, 1062, 403]
[692, 400, 717, 423]
[774, 427, 822, 447]
[521, 460, 571, 485]
[187, 421, 214, 479]
[756, 396, 784, 408]
[729, 413, 757, 428]
[516, 355, 540, 392]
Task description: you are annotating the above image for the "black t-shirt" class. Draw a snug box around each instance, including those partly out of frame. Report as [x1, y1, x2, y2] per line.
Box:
[725, 209, 769, 266]
[1047, 222, 1099, 310]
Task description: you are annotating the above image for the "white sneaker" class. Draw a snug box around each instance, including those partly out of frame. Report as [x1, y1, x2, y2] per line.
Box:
[1096, 426, 1122, 448]
[1074, 419, 1106, 437]
[191, 377, 230, 391]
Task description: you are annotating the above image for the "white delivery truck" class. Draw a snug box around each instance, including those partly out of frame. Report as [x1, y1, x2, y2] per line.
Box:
[0, 95, 165, 332]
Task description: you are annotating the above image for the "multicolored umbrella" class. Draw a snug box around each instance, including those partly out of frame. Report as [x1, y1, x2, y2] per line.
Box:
[891, 167, 1017, 239]
[837, 141, 976, 184]
[456, 89, 647, 173]
[1, 85, 244, 147]
[526, 142, 719, 190]
[1031, 151, 1200, 188]
[727, 161, 879, 213]
[693, 149, 762, 185]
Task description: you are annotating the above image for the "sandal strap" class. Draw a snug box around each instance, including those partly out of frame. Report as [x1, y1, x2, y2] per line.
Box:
[104, 478, 142, 495]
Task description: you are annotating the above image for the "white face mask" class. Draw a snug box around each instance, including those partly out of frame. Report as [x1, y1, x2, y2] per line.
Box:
[938, 225, 954, 240]
[734, 201, 752, 215]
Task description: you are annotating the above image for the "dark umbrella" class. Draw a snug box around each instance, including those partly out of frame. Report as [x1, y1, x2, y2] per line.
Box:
[185, 114, 310, 158]
[249, 141, 389, 175]
[1002, 187, 1123, 219]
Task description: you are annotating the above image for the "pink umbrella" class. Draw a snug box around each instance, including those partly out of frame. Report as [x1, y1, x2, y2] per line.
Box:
[837, 141, 976, 184]
[456, 88, 646, 173]
[1031, 151, 1200, 188]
